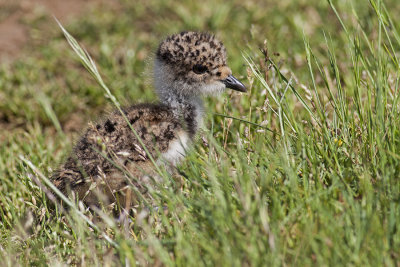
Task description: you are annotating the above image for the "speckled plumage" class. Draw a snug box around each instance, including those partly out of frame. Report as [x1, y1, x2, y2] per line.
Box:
[157, 31, 227, 75]
[52, 104, 188, 206]
[51, 31, 246, 208]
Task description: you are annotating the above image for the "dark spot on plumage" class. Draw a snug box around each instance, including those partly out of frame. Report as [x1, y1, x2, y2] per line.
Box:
[129, 116, 139, 125]
[154, 134, 163, 143]
[76, 135, 89, 150]
[202, 47, 206, 52]
[104, 119, 116, 133]
[158, 50, 171, 63]
[185, 36, 190, 42]
[121, 108, 129, 116]
[114, 133, 121, 142]
[216, 72, 221, 76]
[164, 128, 175, 140]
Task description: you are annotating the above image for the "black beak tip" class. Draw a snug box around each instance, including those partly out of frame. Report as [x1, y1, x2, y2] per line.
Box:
[235, 84, 247, 92]
[222, 75, 247, 93]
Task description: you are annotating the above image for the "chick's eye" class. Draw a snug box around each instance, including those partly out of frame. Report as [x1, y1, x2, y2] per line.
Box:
[193, 64, 208, 74]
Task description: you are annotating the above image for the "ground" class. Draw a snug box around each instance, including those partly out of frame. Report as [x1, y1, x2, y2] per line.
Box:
[1, 0, 400, 266]
[0, 0, 107, 61]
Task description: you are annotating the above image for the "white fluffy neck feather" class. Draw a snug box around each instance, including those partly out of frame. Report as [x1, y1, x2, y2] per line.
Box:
[154, 59, 205, 130]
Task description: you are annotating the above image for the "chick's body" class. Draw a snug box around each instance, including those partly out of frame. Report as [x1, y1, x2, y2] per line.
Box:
[53, 104, 192, 206]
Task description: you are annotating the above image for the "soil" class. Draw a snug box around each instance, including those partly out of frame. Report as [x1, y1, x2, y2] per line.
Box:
[0, 0, 103, 62]
[0, 0, 113, 135]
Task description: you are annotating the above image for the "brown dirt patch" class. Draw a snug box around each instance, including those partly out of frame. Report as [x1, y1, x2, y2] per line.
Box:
[0, 0, 105, 62]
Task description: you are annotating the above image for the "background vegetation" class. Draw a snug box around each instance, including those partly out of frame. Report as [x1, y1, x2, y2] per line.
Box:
[1, 0, 400, 265]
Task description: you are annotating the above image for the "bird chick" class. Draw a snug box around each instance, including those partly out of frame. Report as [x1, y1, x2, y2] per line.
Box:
[51, 31, 246, 208]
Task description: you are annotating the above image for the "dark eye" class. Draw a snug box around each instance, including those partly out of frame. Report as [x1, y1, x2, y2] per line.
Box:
[193, 64, 208, 74]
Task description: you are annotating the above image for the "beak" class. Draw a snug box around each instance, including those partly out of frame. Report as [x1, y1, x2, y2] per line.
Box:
[222, 75, 247, 92]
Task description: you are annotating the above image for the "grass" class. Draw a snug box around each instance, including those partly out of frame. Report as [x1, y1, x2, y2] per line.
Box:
[1, 0, 400, 265]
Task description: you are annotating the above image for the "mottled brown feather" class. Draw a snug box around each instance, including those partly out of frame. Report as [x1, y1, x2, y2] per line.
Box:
[51, 103, 189, 206]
